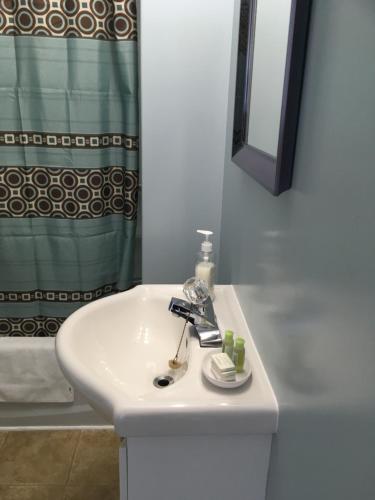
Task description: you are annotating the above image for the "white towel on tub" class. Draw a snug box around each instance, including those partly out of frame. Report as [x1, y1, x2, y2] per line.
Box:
[0, 337, 74, 403]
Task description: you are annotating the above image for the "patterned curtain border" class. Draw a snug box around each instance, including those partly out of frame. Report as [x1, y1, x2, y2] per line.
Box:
[0, 131, 138, 151]
[0, 0, 137, 41]
[0, 166, 138, 220]
[0, 283, 119, 303]
[0, 316, 66, 336]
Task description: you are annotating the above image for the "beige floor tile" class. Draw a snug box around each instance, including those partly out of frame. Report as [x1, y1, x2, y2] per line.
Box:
[0, 431, 8, 449]
[68, 430, 119, 486]
[0, 430, 80, 485]
[0, 485, 65, 500]
[64, 484, 119, 500]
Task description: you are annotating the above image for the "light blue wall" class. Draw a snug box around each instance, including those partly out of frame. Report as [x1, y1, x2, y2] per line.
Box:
[140, 0, 233, 283]
[220, 1, 375, 499]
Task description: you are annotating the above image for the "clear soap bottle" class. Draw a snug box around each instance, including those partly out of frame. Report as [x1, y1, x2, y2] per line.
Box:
[195, 230, 215, 300]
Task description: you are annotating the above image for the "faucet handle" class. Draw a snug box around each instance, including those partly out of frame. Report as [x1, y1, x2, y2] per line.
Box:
[183, 277, 209, 305]
[168, 298, 194, 323]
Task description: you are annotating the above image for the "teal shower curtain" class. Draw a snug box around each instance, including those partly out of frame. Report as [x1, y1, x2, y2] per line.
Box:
[0, 1, 139, 336]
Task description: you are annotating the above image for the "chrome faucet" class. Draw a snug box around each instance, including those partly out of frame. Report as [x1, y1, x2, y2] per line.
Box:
[168, 296, 222, 348]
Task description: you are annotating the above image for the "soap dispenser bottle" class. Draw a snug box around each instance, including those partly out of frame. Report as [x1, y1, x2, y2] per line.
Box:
[195, 229, 215, 300]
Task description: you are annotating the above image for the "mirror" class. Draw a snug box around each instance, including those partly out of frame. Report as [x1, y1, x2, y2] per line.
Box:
[232, 0, 311, 195]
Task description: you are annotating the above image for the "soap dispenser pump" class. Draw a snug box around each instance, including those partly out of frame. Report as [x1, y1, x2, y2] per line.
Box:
[195, 229, 215, 300]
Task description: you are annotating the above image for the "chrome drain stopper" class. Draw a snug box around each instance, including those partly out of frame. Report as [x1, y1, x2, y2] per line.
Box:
[153, 375, 174, 388]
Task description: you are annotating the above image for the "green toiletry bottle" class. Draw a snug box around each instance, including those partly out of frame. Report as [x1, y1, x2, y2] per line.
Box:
[233, 337, 245, 373]
[222, 330, 234, 359]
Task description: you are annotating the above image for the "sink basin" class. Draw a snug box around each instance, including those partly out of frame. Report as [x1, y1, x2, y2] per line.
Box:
[56, 285, 278, 437]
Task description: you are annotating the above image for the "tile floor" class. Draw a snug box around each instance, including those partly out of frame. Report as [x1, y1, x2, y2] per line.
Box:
[0, 429, 120, 500]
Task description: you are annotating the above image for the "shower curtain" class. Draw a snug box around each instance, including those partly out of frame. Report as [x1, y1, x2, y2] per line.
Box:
[0, 1, 139, 337]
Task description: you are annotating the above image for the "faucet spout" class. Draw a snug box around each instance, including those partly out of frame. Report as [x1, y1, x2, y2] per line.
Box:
[169, 296, 222, 348]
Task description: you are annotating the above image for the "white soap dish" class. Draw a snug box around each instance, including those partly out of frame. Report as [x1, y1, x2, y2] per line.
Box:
[202, 351, 252, 389]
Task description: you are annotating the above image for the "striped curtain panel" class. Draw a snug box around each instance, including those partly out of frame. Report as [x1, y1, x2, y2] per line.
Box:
[0, 0, 139, 337]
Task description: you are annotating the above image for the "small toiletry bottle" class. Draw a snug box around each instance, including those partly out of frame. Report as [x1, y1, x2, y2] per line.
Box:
[195, 229, 215, 300]
[222, 330, 234, 359]
[233, 337, 245, 373]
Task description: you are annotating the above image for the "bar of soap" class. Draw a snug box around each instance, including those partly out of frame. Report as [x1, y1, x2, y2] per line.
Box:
[211, 364, 236, 381]
[211, 353, 236, 381]
[212, 352, 235, 372]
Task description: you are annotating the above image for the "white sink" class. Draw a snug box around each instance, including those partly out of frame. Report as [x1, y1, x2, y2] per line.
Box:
[56, 285, 278, 437]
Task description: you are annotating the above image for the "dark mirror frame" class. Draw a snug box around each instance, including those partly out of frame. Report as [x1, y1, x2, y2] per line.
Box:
[232, 0, 312, 196]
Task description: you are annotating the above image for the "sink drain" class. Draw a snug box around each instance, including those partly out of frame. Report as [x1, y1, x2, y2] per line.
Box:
[153, 375, 174, 388]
